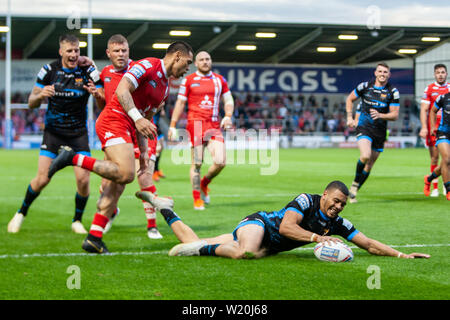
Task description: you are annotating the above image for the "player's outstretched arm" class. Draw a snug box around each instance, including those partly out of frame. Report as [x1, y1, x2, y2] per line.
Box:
[351, 232, 430, 259]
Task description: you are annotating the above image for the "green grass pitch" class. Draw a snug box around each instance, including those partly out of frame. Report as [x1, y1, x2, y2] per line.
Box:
[0, 147, 448, 300]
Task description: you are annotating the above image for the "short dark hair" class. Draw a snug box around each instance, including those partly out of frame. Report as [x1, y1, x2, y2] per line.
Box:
[325, 181, 349, 196]
[376, 62, 390, 70]
[434, 63, 447, 72]
[108, 34, 128, 46]
[59, 34, 79, 44]
[166, 41, 193, 56]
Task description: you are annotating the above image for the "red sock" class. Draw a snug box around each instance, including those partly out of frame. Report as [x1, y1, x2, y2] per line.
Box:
[193, 190, 201, 200]
[201, 176, 211, 188]
[141, 186, 157, 228]
[430, 164, 438, 189]
[143, 202, 157, 228]
[73, 154, 96, 171]
[89, 213, 109, 238]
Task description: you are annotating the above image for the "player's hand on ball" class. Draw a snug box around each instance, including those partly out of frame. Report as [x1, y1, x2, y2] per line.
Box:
[317, 236, 343, 244]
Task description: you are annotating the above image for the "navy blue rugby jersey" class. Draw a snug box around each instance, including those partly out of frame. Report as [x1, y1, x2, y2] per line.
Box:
[257, 193, 359, 253]
[35, 59, 101, 137]
[354, 81, 400, 132]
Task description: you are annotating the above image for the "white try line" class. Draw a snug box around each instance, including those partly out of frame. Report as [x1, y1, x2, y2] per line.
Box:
[0, 243, 448, 260]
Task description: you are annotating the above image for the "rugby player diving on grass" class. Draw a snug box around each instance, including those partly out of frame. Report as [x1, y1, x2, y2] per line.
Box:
[137, 181, 430, 260]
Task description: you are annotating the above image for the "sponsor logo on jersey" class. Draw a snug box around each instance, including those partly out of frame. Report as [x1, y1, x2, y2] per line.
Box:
[157, 71, 163, 78]
[37, 67, 47, 80]
[191, 83, 200, 88]
[104, 131, 114, 139]
[295, 194, 310, 211]
[90, 69, 100, 82]
[432, 92, 439, 96]
[129, 65, 145, 79]
[105, 77, 111, 82]
[140, 60, 152, 69]
[200, 95, 213, 107]
[342, 218, 354, 230]
[149, 80, 157, 88]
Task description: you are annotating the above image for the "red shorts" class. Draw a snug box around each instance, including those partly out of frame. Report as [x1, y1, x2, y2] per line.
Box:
[425, 114, 441, 147]
[96, 107, 137, 150]
[186, 120, 224, 147]
[96, 106, 157, 160]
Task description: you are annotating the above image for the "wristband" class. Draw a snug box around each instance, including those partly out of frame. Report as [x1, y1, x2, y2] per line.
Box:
[310, 233, 317, 242]
[127, 108, 143, 122]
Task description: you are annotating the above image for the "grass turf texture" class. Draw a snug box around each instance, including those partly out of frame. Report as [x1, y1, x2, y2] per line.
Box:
[0, 148, 448, 300]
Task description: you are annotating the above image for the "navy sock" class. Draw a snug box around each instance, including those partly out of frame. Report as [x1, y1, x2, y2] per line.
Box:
[199, 244, 220, 256]
[354, 159, 365, 185]
[74, 193, 89, 222]
[160, 208, 181, 226]
[427, 172, 438, 183]
[18, 184, 40, 216]
[358, 170, 370, 189]
[445, 182, 450, 193]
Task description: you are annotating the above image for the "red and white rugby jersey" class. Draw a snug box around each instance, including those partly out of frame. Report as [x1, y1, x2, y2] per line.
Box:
[99, 59, 134, 104]
[177, 71, 231, 122]
[421, 82, 450, 124]
[107, 57, 169, 120]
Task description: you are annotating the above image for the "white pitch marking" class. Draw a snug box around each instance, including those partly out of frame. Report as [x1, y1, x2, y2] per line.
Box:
[0, 244, 447, 260]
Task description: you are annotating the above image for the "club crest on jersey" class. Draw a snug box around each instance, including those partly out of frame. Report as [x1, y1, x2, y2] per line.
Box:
[75, 78, 84, 86]
[157, 71, 163, 78]
[149, 80, 157, 88]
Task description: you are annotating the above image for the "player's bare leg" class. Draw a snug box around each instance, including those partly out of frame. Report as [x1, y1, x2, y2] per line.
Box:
[48, 144, 136, 185]
[201, 139, 226, 205]
[190, 145, 205, 210]
[72, 166, 90, 234]
[8, 156, 52, 233]
[81, 144, 135, 253]
[350, 139, 372, 203]
[213, 224, 267, 259]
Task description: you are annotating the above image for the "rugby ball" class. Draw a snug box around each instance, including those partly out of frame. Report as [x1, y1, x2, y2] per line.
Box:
[314, 241, 353, 262]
